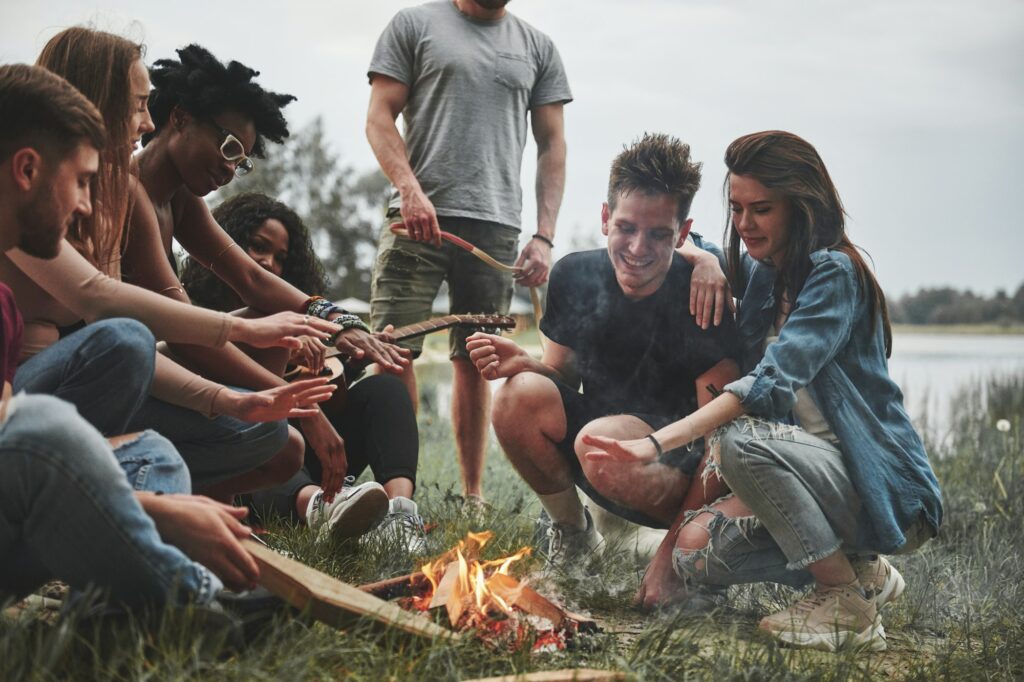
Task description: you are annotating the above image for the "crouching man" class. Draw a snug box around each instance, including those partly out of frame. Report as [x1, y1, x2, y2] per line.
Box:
[467, 133, 739, 608]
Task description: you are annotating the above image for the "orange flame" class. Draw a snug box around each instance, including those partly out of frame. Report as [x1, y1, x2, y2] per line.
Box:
[409, 531, 532, 626]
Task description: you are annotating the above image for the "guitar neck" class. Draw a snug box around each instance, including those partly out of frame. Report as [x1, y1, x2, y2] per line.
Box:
[323, 314, 514, 359]
[390, 315, 486, 342]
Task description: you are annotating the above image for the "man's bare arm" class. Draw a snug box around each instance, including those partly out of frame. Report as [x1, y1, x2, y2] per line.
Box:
[365, 74, 440, 245]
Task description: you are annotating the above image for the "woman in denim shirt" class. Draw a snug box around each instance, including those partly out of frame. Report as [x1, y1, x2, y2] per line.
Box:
[583, 131, 942, 652]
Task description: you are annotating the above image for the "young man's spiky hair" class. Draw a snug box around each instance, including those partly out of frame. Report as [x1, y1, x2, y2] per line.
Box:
[607, 132, 702, 222]
[144, 44, 295, 157]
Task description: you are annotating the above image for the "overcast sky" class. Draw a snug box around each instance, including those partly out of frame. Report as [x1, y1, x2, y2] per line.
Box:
[2, 0, 1022, 296]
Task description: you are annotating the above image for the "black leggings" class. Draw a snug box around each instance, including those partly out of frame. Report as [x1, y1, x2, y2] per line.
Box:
[250, 374, 418, 521]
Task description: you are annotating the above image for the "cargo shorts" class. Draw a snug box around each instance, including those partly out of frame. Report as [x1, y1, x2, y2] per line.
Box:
[370, 211, 518, 359]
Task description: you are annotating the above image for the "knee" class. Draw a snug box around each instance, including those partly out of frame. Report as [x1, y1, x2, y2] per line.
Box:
[362, 373, 413, 411]
[89, 319, 156, 381]
[262, 426, 305, 485]
[672, 512, 716, 580]
[491, 372, 554, 433]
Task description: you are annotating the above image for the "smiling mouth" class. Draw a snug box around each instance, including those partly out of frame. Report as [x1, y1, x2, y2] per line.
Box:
[620, 254, 652, 269]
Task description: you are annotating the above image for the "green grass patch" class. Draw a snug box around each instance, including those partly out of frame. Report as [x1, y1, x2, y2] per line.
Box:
[3, 373, 1023, 680]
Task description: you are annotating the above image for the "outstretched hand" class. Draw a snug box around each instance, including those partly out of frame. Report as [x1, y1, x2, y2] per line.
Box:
[466, 332, 533, 380]
[140, 493, 259, 592]
[235, 311, 340, 350]
[333, 327, 410, 373]
[219, 377, 337, 422]
[581, 433, 659, 464]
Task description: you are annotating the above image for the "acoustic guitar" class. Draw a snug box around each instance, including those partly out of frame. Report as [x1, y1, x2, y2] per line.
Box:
[285, 313, 516, 414]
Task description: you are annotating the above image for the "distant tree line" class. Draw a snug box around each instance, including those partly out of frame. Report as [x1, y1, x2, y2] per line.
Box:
[888, 283, 1024, 325]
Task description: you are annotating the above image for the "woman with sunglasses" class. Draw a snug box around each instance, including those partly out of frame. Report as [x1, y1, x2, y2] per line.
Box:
[2, 28, 342, 503]
[122, 45, 408, 503]
[582, 131, 942, 652]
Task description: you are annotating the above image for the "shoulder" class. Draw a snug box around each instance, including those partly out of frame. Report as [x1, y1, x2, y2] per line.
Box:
[807, 249, 859, 289]
[551, 249, 606, 282]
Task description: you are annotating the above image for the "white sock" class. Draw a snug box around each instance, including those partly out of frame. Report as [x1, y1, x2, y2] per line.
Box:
[538, 488, 586, 530]
[390, 496, 417, 515]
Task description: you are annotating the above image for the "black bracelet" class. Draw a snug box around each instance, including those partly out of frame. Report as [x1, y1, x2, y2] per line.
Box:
[646, 434, 665, 459]
[531, 233, 554, 248]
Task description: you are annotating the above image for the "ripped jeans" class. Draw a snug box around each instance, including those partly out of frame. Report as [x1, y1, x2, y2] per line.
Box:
[674, 417, 870, 588]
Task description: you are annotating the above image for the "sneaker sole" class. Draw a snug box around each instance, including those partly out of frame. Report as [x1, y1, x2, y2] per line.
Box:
[326, 486, 390, 540]
[771, 620, 887, 652]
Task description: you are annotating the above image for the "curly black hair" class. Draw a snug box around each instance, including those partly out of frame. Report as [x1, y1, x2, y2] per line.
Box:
[181, 193, 328, 312]
[143, 44, 295, 157]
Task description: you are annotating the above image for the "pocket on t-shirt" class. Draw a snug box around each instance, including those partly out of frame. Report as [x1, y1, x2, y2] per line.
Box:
[494, 51, 533, 91]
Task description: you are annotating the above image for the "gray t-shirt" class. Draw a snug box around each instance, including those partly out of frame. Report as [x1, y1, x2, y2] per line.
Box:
[369, 0, 572, 230]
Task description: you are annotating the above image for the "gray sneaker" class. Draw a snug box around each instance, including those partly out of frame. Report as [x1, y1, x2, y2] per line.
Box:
[307, 478, 389, 542]
[374, 496, 427, 554]
[536, 507, 603, 567]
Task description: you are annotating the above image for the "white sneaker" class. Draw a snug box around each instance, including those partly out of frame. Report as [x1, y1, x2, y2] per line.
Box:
[306, 479, 389, 542]
[374, 497, 427, 554]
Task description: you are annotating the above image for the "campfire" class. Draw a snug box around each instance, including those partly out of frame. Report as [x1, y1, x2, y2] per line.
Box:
[359, 531, 598, 652]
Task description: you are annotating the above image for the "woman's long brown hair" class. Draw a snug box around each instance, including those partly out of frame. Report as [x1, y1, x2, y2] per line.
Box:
[37, 27, 142, 278]
[723, 131, 892, 356]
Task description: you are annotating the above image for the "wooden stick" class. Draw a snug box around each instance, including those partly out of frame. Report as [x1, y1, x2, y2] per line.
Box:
[242, 539, 455, 640]
[390, 224, 545, 350]
[357, 571, 425, 599]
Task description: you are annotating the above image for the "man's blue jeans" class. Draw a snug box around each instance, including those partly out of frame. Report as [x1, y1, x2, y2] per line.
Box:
[15, 318, 287, 489]
[0, 395, 220, 607]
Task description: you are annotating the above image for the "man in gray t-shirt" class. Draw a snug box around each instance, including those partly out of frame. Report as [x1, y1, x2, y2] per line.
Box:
[366, 0, 571, 500]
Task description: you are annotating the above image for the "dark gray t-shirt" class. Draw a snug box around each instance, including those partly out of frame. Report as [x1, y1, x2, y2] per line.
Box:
[369, 1, 572, 229]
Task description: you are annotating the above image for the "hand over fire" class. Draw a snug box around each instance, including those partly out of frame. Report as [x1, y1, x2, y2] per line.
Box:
[581, 433, 659, 464]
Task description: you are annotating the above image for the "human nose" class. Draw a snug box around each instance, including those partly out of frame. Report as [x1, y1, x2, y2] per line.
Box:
[78, 186, 93, 218]
[139, 108, 155, 136]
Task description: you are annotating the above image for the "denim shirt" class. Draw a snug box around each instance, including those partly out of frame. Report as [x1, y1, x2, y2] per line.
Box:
[723, 249, 943, 554]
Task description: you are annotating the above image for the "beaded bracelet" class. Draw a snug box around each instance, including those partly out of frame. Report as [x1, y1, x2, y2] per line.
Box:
[531, 233, 555, 248]
[326, 313, 371, 345]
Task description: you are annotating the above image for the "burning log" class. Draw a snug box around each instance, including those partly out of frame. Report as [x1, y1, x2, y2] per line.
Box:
[355, 531, 600, 651]
[242, 538, 455, 640]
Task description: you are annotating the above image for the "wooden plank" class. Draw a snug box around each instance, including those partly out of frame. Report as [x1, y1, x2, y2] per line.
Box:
[242, 539, 456, 640]
[461, 670, 628, 682]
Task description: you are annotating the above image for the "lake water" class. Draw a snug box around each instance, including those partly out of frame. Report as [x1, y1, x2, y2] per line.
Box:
[889, 333, 1024, 430]
[416, 333, 1024, 437]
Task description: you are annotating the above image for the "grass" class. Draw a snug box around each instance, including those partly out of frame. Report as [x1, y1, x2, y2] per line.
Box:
[3, 371, 1023, 681]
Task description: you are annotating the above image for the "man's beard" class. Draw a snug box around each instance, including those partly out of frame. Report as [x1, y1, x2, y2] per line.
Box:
[15, 183, 67, 259]
[473, 0, 510, 9]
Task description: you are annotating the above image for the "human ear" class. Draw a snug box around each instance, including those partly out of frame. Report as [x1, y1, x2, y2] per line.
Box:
[170, 105, 191, 131]
[675, 218, 693, 248]
[601, 202, 610, 236]
[9, 148, 43, 192]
